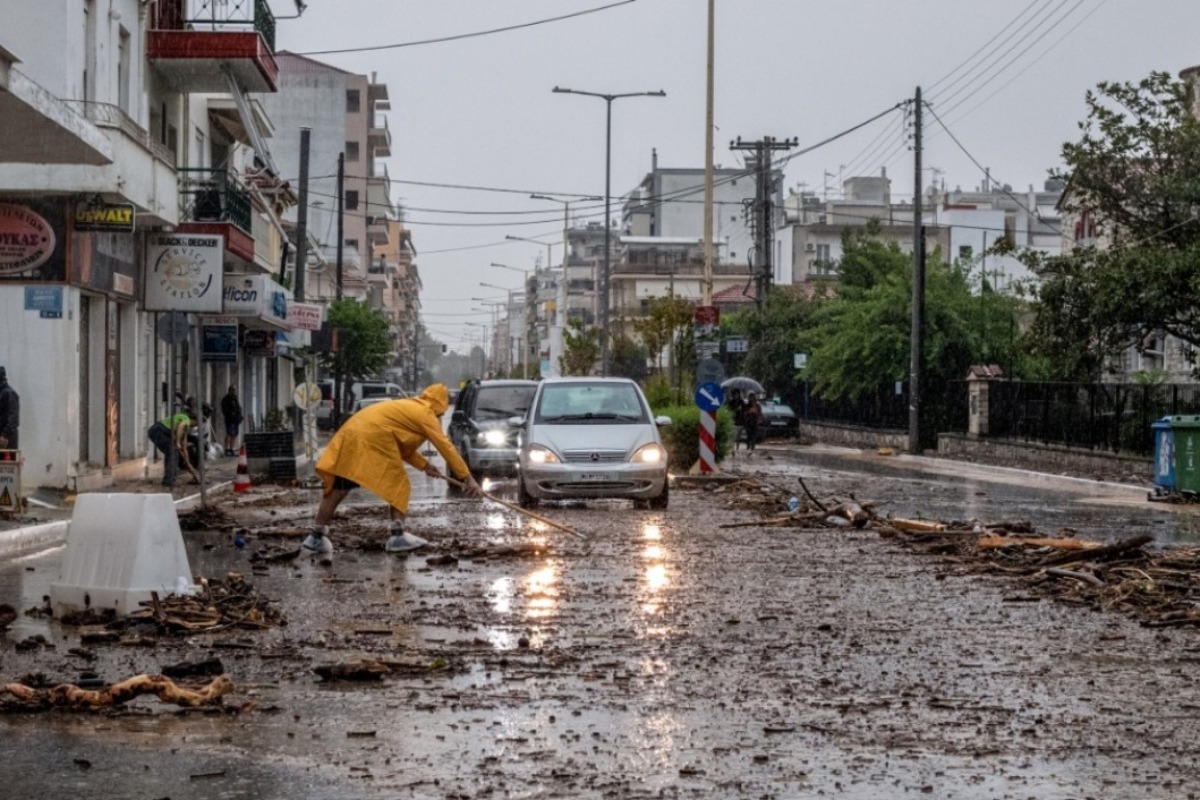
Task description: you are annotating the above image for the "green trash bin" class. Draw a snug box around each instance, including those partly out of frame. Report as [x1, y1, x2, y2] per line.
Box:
[1170, 416, 1200, 494]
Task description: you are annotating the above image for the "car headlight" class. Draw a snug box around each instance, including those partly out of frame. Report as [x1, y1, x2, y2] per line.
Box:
[479, 429, 508, 446]
[527, 444, 560, 464]
[631, 443, 665, 464]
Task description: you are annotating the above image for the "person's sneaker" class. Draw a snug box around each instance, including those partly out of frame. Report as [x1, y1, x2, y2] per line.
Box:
[302, 526, 333, 554]
[385, 527, 428, 553]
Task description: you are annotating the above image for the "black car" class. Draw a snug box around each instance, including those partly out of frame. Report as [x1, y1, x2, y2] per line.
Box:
[447, 379, 538, 479]
[757, 401, 800, 440]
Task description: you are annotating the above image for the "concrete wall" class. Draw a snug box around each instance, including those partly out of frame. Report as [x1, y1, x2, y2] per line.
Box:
[0, 284, 83, 488]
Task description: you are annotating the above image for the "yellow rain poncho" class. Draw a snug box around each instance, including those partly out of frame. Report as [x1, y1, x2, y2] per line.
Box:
[315, 383, 470, 514]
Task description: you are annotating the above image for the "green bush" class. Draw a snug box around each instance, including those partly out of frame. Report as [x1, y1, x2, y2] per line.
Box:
[643, 375, 674, 410]
[656, 404, 734, 470]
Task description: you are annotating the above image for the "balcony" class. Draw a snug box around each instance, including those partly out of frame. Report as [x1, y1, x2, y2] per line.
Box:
[175, 167, 255, 263]
[148, 0, 279, 93]
[369, 114, 391, 157]
[0, 48, 111, 165]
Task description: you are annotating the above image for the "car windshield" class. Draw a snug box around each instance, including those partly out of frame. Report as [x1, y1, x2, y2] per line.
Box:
[535, 383, 647, 423]
[474, 385, 536, 420]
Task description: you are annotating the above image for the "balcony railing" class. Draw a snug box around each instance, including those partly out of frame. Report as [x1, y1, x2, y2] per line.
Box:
[61, 100, 175, 166]
[151, 0, 276, 50]
[177, 167, 252, 233]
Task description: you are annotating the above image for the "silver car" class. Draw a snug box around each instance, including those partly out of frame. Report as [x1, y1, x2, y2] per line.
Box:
[515, 377, 671, 509]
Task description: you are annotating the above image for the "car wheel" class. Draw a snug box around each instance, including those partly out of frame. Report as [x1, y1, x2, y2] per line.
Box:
[518, 476, 539, 509]
[648, 480, 669, 510]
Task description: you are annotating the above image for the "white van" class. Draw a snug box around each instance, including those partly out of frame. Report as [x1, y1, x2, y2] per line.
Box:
[315, 380, 407, 428]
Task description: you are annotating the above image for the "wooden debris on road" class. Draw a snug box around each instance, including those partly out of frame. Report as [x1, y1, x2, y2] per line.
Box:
[1, 674, 233, 711]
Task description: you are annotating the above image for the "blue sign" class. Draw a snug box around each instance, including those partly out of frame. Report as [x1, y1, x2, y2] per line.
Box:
[25, 286, 63, 318]
[694, 382, 725, 412]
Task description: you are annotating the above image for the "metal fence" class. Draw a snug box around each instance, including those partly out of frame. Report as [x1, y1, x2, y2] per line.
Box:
[784, 379, 1200, 456]
[984, 381, 1200, 455]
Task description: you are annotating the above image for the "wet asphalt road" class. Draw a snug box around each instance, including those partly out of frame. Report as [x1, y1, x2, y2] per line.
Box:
[2, 445, 1199, 799]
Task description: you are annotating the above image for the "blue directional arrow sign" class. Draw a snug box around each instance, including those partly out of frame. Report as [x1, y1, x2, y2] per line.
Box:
[694, 381, 725, 412]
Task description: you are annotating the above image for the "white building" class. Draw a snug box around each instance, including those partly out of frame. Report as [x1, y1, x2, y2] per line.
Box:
[0, 0, 297, 492]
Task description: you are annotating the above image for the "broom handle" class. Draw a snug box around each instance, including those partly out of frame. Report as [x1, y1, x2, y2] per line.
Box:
[436, 472, 588, 540]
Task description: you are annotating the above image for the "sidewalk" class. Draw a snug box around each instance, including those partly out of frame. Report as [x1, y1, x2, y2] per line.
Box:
[0, 448, 318, 560]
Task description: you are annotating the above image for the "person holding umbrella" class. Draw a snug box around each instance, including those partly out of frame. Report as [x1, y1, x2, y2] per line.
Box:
[743, 392, 763, 453]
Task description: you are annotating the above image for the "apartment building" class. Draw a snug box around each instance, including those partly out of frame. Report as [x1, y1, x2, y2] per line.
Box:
[259, 53, 395, 306]
[0, 0, 297, 491]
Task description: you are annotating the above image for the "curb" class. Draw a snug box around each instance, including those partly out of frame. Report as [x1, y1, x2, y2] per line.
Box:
[0, 480, 232, 561]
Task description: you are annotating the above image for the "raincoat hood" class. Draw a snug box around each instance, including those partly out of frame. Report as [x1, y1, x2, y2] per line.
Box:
[419, 383, 450, 416]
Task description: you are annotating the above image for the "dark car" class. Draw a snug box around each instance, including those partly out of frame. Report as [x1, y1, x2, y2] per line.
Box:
[757, 401, 799, 440]
[448, 379, 538, 479]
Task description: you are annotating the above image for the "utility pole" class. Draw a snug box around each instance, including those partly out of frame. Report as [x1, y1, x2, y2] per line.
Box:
[730, 136, 796, 310]
[702, 0, 715, 306]
[908, 87, 925, 455]
[335, 151, 344, 302]
[293, 127, 310, 302]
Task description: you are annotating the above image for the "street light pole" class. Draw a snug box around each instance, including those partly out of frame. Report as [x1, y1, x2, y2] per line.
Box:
[552, 87, 666, 376]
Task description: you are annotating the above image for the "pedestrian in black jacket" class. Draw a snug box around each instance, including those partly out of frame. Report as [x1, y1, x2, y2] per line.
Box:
[220, 385, 243, 456]
[0, 366, 19, 451]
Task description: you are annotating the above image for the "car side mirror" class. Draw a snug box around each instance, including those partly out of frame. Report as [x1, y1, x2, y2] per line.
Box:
[508, 415, 525, 427]
[654, 415, 672, 427]
[451, 409, 465, 422]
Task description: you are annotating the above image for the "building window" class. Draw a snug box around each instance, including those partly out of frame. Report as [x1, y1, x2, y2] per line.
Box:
[345, 190, 359, 210]
[346, 141, 360, 161]
[346, 89, 361, 113]
[959, 245, 973, 261]
[346, 238, 359, 253]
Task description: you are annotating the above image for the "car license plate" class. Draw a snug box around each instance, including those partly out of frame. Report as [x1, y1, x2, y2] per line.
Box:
[577, 472, 608, 482]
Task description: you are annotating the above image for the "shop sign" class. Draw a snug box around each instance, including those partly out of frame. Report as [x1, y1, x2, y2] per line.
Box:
[223, 273, 289, 326]
[24, 286, 63, 319]
[243, 328, 276, 357]
[202, 324, 239, 362]
[144, 233, 224, 312]
[287, 301, 324, 331]
[0, 204, 57, 276]
[74, 202, 135, 232]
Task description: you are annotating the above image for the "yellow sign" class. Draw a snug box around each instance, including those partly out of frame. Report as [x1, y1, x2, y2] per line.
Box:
[74, 203, 135, 232]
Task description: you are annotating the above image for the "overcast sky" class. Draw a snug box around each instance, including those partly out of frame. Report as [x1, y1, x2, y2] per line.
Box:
[272, 0, 1200, 352]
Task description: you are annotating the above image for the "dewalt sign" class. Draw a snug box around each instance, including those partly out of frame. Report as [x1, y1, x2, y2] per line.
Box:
[74, 203, 135, 232]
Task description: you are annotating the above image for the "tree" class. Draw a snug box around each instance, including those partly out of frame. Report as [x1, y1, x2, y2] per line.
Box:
[319, 299, 393, 411]
[734, 285, 817, 395]
[559, 318, 601, 376]
[1024, 71, 1200, 379]
[800, 224, 1023, 401]
[610, 336, 649, 382]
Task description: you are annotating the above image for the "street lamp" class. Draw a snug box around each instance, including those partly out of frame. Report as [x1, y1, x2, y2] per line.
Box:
[504, 234, 556, 275]
[552, 86, 666, 375]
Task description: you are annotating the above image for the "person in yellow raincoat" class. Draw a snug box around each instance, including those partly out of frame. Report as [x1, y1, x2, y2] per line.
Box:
[304, 383, 482, 555]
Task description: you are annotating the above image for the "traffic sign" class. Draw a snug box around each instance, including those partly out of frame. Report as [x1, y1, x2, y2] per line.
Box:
[293, 382, 323, 412]
[696, 357, 725, 385]
[156, 311, 190, 344]
[694, 382, 725, 412]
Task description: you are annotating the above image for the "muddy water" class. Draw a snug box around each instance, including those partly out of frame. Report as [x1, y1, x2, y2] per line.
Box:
[1, 451, 1199, 798]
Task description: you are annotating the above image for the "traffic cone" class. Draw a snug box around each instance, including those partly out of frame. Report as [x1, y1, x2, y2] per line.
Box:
[233, 446, 251, 493]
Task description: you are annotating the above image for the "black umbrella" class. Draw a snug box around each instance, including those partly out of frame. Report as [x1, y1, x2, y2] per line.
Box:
[721, 377, 765, 395]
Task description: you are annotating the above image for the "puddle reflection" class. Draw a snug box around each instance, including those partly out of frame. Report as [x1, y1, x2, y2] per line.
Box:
[484, 560, 560, 649]
[640, 521, 670, 617]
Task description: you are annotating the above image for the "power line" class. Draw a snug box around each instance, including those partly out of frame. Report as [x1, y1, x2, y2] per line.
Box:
[926, 0, 1047, 94]
[294, 0, 637, 56]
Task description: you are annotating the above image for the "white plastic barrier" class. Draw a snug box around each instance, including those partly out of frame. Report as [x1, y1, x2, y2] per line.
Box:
[50, 493, 196, 616]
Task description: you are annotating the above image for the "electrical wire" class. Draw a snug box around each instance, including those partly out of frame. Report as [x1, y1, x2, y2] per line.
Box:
[294, 0, 637, 56]
[926, 0, 1047, 94]
[922, 100, 1065, 237]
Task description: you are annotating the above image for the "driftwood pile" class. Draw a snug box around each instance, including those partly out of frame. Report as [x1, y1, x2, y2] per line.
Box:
[719, 475, 1200, 629]
[717, 477, 873, 529]
[56, 573, 286, 638]
[882, 517, 1200, 628]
